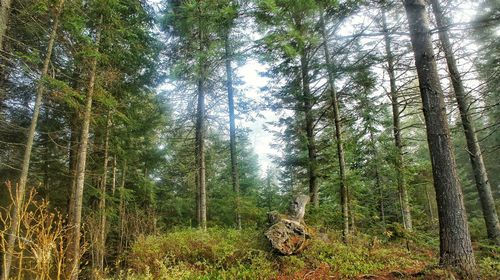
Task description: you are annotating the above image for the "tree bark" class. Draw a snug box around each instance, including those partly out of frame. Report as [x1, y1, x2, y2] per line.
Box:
[1, 1, 65, 278]
[300, 51, 318, 208]
[381, 6, 413, 231]
[403, 0, 478, 277]
[430, 0, 500, 246]
[224, 33, 241, 230]
[0, 0, 12, 51]
[67, 17, 102, 280]
[319, 11, 349, 241]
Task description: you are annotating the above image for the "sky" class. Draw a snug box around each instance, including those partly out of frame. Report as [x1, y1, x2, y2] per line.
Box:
[235, 60, 276, 174]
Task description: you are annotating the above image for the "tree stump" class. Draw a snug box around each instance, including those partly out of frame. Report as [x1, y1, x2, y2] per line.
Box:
[265, 195, 312, 255]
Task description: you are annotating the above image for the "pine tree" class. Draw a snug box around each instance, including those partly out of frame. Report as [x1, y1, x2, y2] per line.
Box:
[403, 0, 478, 277]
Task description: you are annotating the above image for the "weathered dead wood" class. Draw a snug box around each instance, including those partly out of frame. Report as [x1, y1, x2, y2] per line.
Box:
[265, 195, 312, 255]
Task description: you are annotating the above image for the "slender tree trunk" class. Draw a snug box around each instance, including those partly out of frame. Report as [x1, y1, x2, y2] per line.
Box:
[67, 17, 102, 280]
[67, 112, 80, 217]
[0, 0, 12, 51]
[300, 52, 318, 208]
[118, 160, 127, 255]
[431, 0, 500, 245]
[195, 73, 207, 231]
[224, 33, 242, 229]
[112, 157, 116, 195]
[1, 1, 65, 278]
[96, 111, 111, 276]
[196, 174, 200, 226]
[381, 6, 413, 231]
[0, 0, 9, 107]
[403, 0, 478, 277]
[319, 11, 349, 241]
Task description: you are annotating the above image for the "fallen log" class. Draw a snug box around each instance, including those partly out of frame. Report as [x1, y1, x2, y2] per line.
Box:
[265, 194, 312, 255]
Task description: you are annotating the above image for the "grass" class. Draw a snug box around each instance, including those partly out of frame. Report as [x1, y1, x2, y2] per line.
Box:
[110, 228, 499, 279]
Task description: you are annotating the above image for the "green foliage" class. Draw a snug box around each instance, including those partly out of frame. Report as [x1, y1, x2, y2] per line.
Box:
[126, 228, 274, 279]
[478, 257, 500, 278]
[120, 228, 446, 279]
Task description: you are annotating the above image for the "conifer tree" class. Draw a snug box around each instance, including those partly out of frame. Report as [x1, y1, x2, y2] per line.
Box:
[430, 0, 500, 245]
[403, 0, 478, 277]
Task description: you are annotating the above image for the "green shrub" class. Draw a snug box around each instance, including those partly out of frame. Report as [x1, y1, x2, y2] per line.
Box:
[126, 228, 274, 278]
[478, 257, 500, 279]
[119, 227, 440, 279]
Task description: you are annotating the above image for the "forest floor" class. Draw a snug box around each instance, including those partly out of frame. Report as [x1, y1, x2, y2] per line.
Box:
[112, 228, 500, 279]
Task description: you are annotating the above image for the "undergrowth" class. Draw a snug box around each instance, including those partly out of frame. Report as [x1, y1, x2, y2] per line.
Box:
[110, 228, 499, 279]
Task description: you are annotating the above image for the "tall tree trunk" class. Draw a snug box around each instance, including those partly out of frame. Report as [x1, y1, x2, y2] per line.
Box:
[300, 52, 318, 208]
[403, 0, 478, 277]
[118, 160, 127, 255]
[1, 1, 65, 278]
[96, 111, 111, 276]
[0, 0, 12, 51]
[0, 0, 11, 104]
[381, 6, 413, 231]
[431, 0, 500, 245]
[67, 111, 80, 217]
[195, 74, 207, 231]
[224, 33, 241, 229]
[67, 17, 102, 280]
[112, 157, 116, 195]
[319, 11, 349, 241]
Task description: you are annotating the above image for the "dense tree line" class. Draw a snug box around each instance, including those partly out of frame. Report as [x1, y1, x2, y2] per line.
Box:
[0, 0, 498, 279]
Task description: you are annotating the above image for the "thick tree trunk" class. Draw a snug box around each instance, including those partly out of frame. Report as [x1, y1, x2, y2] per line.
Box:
[319, 11, 349, 241]
[431, 0, 500, 246]
[381, 7, 413, 231]
[0, 0, 12, 51]
[1, 1, 64, 278]
[96, 112, 111, 276]
[224, 33, 241, 229]
[67, 18, 102, 280]
[300, 52, 318, 208]
[195, 75, 207, 231]
[403, 0, 478, 277]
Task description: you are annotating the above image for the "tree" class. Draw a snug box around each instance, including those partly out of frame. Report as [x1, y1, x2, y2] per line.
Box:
[380, 3, 413, 231]
[163, 0, 235, 230]
[430, 0, 500, 245]
[319, 7, 350, 240]
[1, 1, 65, 278]
[403, 0, 478, 277]
[224, 27, 242, 229]
[256, 0, 320, 207]
[0, 0, 11, 51]
[67, 14, 102, 280]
